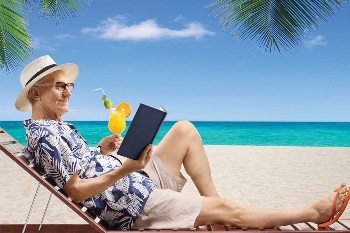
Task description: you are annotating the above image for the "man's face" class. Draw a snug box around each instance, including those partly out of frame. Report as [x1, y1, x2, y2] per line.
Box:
[32, 70, 72, 117]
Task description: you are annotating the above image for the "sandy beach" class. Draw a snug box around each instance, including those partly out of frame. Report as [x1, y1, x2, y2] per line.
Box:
[1, 145, 350, 224]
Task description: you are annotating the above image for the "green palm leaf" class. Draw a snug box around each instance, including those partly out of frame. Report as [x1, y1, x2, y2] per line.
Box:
[0, 0, 92, 73]
[39, 0, 92, 22]
[0, 0, 32, 72]
[209, 0, 344, 53]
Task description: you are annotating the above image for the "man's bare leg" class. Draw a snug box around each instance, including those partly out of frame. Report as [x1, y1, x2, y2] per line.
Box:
[194, 184, 347, 228]
[154, 120, 219, 197]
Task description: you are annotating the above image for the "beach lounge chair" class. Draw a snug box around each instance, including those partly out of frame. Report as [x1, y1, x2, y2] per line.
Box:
[1, 127, 350, 233]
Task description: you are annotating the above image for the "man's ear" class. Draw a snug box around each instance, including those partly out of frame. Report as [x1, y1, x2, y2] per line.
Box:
[29, 87, 41, 101]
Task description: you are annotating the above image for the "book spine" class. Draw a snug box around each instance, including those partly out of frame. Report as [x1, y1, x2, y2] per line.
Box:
[150, 112, 167, 144]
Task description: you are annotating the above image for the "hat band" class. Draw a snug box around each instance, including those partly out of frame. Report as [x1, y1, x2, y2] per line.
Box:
[25, 64, 57, 86]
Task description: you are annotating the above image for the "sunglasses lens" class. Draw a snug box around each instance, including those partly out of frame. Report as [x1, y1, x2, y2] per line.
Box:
[55, 82, 65, 91]
[55, 82, 74, 92]
[68, 83, 74, 92]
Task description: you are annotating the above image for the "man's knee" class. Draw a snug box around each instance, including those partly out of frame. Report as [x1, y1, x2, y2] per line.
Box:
[172, 120, 199, 139]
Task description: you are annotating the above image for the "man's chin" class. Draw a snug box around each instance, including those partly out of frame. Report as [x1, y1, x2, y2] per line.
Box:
[59, 105, 69, 113]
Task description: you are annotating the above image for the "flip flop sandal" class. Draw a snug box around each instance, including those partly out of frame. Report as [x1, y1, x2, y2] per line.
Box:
[318, 186, 350, 228]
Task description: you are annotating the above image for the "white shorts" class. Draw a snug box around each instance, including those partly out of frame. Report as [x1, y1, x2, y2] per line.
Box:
[132, 154, 204, 229]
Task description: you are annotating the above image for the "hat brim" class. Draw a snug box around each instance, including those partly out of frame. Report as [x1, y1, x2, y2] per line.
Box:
[15, 63, 79, 112]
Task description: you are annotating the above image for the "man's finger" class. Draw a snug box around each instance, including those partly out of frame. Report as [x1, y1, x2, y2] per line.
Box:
[147, 145, 153, 155]
[139, 145, 151, 159]
[147, 145, 152, 153]
[145, 153, 152, 163]
[112, 133, 120, 139]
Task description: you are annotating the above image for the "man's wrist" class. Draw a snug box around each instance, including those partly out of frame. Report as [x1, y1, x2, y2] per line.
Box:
[97, 145, 109, 155]
[118, 164, 132, 177]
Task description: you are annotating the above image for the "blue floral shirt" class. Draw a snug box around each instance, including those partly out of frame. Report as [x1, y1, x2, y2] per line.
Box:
[23, 119, 157, 230]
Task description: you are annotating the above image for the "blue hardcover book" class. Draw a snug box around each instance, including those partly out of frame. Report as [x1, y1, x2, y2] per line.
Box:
[117, 103, 167, 160]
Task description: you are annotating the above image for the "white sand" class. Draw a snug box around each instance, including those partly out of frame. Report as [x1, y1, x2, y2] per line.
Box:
[1, 145, 350, 224]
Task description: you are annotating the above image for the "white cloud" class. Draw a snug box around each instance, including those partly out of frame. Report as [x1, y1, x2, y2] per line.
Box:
[304, 35, 327, 48]
[55, 34, 73, 40]
[31, 36, 56, 51]
[81, 16, 215, 41]
[173, 15, 185, 22]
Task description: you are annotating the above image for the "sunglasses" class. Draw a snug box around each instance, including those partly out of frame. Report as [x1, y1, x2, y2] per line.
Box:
[35, 82, 74, 92]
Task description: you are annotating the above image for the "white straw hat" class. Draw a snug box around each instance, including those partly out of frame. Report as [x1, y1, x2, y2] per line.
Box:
[15, 55, 79, 112]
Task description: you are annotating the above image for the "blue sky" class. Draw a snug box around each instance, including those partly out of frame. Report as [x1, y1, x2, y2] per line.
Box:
[1, 0, 349, 121]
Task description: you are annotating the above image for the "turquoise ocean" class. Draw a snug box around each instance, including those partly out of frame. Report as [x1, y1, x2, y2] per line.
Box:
[0, 121, 349, 147]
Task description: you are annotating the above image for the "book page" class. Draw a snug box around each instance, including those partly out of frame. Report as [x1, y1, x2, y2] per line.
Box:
[160, 106, 166, 112]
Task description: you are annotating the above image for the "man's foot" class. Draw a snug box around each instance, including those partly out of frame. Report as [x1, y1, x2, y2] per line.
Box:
[311, 183, 348, 226]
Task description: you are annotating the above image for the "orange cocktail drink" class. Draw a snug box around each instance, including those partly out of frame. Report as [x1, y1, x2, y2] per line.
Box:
[108, 108, 126, 134]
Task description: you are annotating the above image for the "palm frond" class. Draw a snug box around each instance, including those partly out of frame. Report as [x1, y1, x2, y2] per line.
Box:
[209, 0, 344, 53]
[39, 0, 92, 22]
[0, 0, 32, 72]
[0, 0, 92, 73]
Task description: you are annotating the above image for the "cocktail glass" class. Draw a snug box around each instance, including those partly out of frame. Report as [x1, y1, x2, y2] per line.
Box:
[108, 108, 126, 134]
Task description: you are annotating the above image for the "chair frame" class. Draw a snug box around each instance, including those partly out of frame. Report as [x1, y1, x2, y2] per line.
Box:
[0, 127, 108, 233]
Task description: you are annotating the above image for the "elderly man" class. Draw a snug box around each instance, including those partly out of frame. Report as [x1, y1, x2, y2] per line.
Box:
[15, 55, 350, 230]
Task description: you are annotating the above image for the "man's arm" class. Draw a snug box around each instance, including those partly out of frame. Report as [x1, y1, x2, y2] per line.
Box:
[64, 167, 129, 203]
[63, 144, 153, 203]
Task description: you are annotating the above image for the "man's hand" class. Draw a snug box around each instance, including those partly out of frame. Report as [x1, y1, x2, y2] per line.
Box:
[98, 134, 123, 155]
[120, 144, 153, 173]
